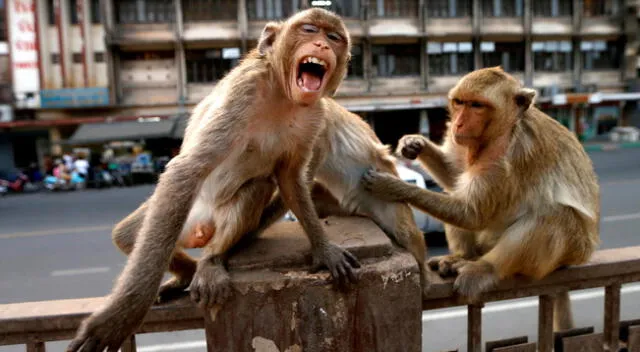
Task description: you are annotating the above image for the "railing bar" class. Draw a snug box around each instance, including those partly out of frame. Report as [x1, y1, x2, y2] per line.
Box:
[604, 283, 621, 352]
[538, 295, 554, 352]
[121, 334, 137, 352]
[26, 341, 45, 352]
[468, 303, 483, 352]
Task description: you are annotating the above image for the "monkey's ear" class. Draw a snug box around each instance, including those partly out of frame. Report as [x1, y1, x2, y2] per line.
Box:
[258, 22, 281, 56]
[515, 88, 536, 111]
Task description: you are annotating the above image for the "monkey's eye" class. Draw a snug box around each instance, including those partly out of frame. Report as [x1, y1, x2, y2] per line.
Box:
[452, 98, 464, 106]
[470, 101, 485, 109]
[327, 32, 342, 42]
[301, 24, 319, 33]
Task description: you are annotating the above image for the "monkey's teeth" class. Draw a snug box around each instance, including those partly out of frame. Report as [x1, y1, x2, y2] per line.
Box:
[303, 57, 327, 67]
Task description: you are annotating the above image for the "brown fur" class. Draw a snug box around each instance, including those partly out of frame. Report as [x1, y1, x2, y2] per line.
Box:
[67, 9, 360, 351]
[362, 67, 600, 331]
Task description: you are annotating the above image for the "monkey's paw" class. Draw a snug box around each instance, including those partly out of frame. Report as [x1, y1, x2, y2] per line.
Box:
[311, 242, 361, 288]
[397, 134, 428, 160]
[361, 169, 408, 202]
[188, 263, 232, 308]
[427, 255, 468, 277]
[67, 304, 146, 352]
[453, 260, 498, 303]
[157, 276, 193, 304]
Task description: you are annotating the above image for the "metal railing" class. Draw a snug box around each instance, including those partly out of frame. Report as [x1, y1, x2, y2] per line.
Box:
[2, 245, 640, 351]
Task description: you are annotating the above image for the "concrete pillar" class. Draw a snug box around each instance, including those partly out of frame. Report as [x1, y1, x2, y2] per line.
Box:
[572, 0, 583, 88]
[202, 217, 422, 352]
[238, 0, 248, 53]
[419, 109, 429, 136]
[49, 127, 63, 156]
[55, 0, 73, 87]
[363, 39, 372, 93]
[78, 0, 93, 87]
[100, 0, 119, 104]
[420, 38, 428, 90]
[35, 0, 51, 89]
[524, 0, 533, 86]
[472, 0, 482, 70]
[174, 0, 186, 107]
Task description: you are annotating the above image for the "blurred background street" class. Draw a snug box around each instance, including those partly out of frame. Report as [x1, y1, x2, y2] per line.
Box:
[1, 147, 639, 352]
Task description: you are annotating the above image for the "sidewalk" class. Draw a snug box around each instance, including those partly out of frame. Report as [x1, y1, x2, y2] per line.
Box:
[583, 141, 640, 152]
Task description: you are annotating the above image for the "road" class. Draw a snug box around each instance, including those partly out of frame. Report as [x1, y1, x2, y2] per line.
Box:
[1, 148, 639, 351]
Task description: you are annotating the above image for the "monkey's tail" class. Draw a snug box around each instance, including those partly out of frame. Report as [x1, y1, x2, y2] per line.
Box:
[553, 291, 574, 331]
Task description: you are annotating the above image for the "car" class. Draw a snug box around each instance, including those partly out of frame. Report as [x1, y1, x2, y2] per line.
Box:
[283, 163, 445, 235]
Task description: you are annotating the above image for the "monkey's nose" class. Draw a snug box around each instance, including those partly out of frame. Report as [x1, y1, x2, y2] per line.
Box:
[313, 41, 329, 49]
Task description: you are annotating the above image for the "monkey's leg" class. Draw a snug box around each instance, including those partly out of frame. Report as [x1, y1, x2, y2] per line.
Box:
[428, 224, 479, 277]
[111, 200, 198, 303]
[363, 200, 432, 296]
[190, 178, 276, 308]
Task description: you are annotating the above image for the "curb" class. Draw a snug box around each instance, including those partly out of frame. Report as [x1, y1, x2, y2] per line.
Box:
[583, 141, 640, 152]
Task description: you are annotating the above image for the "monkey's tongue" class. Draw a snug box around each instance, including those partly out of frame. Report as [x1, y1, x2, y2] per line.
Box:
[300, 72, 322, 91]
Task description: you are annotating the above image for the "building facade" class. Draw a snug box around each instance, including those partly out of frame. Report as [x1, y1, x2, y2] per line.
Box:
[0, 0, 639, 172]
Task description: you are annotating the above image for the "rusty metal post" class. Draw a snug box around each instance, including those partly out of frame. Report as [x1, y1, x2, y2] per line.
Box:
[538, 295, 554, 352]
[26, 342, 45, 352]
[121, 335, 137, 352]
[604, 284, 621, 351]
[468, 303, 484, 352]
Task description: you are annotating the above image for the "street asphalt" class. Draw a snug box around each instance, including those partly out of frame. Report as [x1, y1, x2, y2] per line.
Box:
[0, 148, 639, 352]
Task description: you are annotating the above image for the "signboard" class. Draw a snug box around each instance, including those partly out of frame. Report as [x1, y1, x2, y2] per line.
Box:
[8, 0, 40, 108]
[40, 87, 110, 108]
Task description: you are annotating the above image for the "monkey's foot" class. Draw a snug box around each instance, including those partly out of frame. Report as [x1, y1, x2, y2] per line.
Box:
[397, 134, 428, 160]
[156, 276, 192, 304]
[453, 260, 498, 303]
[311, 243, 361, 288]
[189, 262, 232, 308]
[361, 169, 408, 202]
[427, 255, 468, 277]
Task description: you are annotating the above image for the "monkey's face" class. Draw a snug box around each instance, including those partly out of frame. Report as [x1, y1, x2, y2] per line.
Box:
[288, 22, 346, 106]
[448, 94, 493, 146]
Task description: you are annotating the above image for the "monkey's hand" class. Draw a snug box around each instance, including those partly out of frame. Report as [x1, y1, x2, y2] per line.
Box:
[397, 134, 428, 160]
[361, 169, 410, 202]
[310, 242, 360, 287]
[67, 298, 147, 352]
[189, 256, 232, 308]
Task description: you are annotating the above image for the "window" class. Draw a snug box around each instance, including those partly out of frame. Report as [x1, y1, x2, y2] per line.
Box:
[183, 0, 238, 21]
[0, 0, 6, 41]
[91, 0, 102, 23]
[70, 1, 79, 24]
[120, 50, 174, 61]
[533, 0, 571, 17]
[372, 44, 420, 77]
[94, 52, 106, 63]
[481, 42, 524, 72]
[533, 41, 573, 72]
[248, 0, 301, 20]
[312, 0, 360, 18]
[186, 48, 241, 83]
[72, 53, 83, 63]
[581, 40, 621, 70]
[427, 42, 474, 76]
[369, 0, 419, 17]
[583, 0, 620, 17]
[482, 0, 523, 17]
[427, 0, 472, 17]
[116, 0, 175, 24]
[47, 0, 55, 25]
[347, 44, 364, 78]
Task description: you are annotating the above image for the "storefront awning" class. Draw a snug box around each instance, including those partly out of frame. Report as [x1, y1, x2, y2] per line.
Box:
[66, 118, 179, 145]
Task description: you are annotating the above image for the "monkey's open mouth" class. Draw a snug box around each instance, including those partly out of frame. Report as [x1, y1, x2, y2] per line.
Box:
[297, 56, 327, 92]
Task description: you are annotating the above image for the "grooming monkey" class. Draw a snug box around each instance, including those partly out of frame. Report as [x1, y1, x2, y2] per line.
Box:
[68, 9, 362, 351]
[362, 67, 600, 330]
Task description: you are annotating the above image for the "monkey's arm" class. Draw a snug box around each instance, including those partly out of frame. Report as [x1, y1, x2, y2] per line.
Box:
[362, 169, 495, 232]
[67, 146, 224, 352]
[397, 134, 459, 191]
[276, 152, 360, 285]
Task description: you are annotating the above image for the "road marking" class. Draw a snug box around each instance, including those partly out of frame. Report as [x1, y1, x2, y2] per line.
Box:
[138, 341, 207, 352]
[602, 212, 640, 223]
[50, 267, 110, 277]
[0, 225, 112, 240]
[422, 283, 640, 322]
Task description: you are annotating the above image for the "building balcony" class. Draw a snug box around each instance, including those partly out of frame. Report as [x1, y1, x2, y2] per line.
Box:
[336, 79, 369, 96]
[531, 17, 573, 36]
[183, 21, 241, 41]
[480, 17, 524, 39]
[370, 76, 422, 95]
[425, 17, 473, 38]
[186, 83, 216, 104]
[582, 70, 624, 89]
[368, 17, 421, 37]
[580, 17, 623, 36]
[112, 23, 177, 45]
[532, 71, 574, 89]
